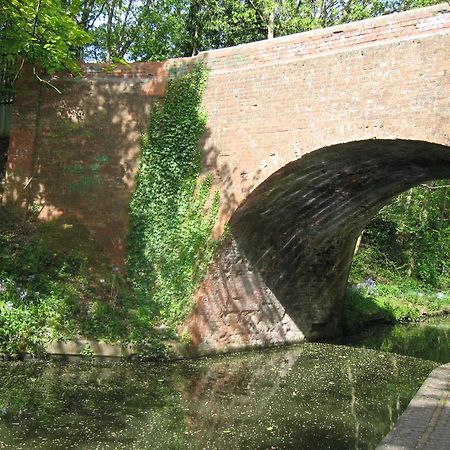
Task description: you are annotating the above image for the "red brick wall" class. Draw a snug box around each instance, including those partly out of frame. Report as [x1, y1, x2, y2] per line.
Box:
[4, 62, 169, 267]
[188, 3, 450, 351]
[198, 3, 450, 232]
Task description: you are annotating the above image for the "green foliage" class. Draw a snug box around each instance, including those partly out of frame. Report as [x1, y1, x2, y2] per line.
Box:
[127, 63, 219, 336]
[0, 0, 89, 74]
[344, 280, 450, 334]
[0, 57, 15, 105]
[80, 343, 93, 356]
[1, 0, 444, 69]
[0, 206, 174, 356]
[0, 273, 76, 355]
[352, 181, 450, 289]
[68, 0, 445, 62]
[344, 285, 394, 333]
[347, 180, 450, 333]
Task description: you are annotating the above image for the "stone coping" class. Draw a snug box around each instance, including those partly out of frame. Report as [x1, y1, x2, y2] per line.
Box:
[44, 339, 137, 358]
[42, 339, 293, 360]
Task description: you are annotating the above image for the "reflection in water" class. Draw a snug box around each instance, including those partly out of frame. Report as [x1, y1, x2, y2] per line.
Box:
[0, 343, 437, 449]
[340, 316, 450, 363]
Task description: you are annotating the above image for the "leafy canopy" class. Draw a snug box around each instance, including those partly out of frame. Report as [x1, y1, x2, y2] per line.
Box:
[78, 0, 444, 61]
[0, 0, 89, 73]
[1, 1, 443, 70]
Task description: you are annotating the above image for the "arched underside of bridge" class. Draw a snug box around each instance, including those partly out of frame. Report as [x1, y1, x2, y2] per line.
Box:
[219, 139, 450, 341]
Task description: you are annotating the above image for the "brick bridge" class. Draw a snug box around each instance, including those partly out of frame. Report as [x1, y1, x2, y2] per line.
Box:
[3, 4, 450, 353]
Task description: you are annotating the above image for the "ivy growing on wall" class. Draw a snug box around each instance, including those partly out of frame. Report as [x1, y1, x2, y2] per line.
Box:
[127, 63, 219, 334]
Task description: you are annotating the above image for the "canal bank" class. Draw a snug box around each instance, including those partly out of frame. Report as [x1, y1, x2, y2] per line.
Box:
[377, 362, 450, 450]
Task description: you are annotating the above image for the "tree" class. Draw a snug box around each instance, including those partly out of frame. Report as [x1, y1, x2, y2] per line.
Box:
[78, 0, 159, 63]
[0, 0, 89, 74]
[127, 0, 188, 61]
[1, 0, 443, 70]
[353, 180, 450, 289]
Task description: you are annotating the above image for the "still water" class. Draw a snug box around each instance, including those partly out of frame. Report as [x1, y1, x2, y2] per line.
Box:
[340, 315, 450, 364]
[0, 318, 448, 449]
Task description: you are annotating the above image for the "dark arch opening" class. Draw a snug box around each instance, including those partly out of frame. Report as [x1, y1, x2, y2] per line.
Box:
[228, 139, 450, 339]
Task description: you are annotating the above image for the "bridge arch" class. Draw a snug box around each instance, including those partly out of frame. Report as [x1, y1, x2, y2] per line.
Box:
[229, 139, 450, 339]
[188, 139, 450, 350]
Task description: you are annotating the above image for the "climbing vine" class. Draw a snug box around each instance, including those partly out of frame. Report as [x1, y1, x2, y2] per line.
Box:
[127, 63, 219, 334]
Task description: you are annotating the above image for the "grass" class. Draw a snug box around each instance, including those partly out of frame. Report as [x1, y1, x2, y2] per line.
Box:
[344, 279, 450, 334]
[0, 206, 169, 357]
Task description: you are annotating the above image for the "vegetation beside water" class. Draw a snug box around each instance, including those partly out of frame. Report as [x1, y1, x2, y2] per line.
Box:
[0, 205, 157, 356]
[2, 175, 448, 355]
[345, 181, 450, 332]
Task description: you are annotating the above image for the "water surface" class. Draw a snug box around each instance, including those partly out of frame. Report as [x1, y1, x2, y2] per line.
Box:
[340, 315, 450, 363]
[0, 342, 437, 449]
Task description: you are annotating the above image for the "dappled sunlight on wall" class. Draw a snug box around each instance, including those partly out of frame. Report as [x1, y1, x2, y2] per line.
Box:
[4, 62, 169, 268]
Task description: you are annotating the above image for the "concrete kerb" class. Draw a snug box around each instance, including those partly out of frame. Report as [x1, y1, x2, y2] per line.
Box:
[376, 362, 450, 450]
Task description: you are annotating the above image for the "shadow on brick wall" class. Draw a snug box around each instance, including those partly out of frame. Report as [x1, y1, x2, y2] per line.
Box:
[4, 69, 165, 270]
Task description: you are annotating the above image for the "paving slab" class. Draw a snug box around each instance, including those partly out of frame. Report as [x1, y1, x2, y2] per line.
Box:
[377, 362, 450, 450]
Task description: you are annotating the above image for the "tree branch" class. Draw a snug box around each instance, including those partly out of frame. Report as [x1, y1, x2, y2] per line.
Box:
[33, 67, 62, 94]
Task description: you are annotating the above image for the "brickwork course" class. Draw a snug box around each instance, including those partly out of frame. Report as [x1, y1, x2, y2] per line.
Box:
[3, 4, 450, 353]
[377, 363, 450, 450]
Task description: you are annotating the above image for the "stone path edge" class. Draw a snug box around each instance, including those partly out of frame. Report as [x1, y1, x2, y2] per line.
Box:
[376, 362, 450, 450]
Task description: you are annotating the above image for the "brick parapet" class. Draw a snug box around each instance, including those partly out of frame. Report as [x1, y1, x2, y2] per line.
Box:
[195, 4, 450, 75]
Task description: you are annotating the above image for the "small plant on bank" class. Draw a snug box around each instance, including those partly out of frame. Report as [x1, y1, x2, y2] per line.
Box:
[80, 344, 94, 356]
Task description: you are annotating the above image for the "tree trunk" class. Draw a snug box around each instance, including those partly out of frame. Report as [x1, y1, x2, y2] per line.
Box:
[353, 232, 363, 255]
[268, 8, 275, 39]
[105, 1, 115, 63]
[192, 23, 199, 56]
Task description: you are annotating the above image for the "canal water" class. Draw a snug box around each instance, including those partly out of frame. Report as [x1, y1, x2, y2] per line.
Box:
[339, 315, 450, 364]
[0, 317, 448, 449]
